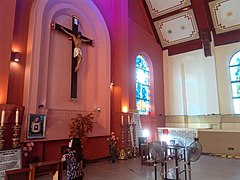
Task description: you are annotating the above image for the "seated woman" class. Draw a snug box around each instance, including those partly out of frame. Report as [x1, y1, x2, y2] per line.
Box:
[62, 138, 84, 180]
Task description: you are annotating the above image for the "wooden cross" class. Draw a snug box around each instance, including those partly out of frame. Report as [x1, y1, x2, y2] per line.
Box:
[52, 16, 93, 100]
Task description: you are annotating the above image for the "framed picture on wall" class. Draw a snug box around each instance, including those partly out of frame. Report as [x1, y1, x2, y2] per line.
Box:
[27, 114, 46, 139]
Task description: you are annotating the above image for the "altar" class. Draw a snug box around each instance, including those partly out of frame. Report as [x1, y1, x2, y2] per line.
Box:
[157, 127, 198, 146]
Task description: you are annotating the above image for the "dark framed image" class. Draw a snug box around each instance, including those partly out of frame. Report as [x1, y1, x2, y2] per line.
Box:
[27, 114, 46, 139]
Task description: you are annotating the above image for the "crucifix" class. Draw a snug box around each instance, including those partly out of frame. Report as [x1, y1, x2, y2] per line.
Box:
[51, 16, 93, 100]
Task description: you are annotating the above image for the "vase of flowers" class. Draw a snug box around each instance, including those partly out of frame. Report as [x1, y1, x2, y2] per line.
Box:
[107, 132, 118, 163]
[21, 142, 39, 167]
[22, 142, 34, 157]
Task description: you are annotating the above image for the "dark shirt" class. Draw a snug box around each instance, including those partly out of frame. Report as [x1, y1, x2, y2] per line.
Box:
[65, 150, 83, 180]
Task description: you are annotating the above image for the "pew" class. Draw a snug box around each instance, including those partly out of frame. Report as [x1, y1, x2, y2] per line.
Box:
[5, 160, 63, 180]
[29, 160, 63, 180]
[5, 168, 29, 180]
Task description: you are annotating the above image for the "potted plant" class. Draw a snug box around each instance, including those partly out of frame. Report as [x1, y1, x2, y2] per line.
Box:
[69, 113, 94, 148]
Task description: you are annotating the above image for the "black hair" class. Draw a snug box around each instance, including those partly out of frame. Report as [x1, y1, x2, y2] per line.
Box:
[70, 138, 83, 163]
[76, 32, 82, 38]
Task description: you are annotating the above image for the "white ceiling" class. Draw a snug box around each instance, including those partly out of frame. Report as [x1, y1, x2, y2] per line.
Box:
[154, 9, 199, 47]
[144, 0, 240, 50]
[145, 0, 191, 18]
[209, 0, 240, 34]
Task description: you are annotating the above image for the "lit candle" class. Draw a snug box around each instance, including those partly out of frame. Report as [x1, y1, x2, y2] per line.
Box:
[1, 110, 5, 127]
[15, 109, 19, 126]
[121, 115, 123, 125]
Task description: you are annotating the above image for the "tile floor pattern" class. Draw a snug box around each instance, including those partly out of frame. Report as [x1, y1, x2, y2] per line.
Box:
[36, 155, 240, 180]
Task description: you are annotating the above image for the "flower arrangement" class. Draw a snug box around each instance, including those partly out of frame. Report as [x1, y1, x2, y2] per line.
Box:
[22, 142, 34, 157]
[107, 132, 118, 162]
[69, 113, 94, 148]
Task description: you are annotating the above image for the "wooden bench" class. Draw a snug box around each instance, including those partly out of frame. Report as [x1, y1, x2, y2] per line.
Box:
[5, 160, 63, 180]
[29, 160, 63, 180]
[5, 168, 29, 180]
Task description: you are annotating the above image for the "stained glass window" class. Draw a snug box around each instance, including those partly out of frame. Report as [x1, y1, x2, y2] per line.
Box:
[136, 55, 150, 115]
[230, 51, 240, 114]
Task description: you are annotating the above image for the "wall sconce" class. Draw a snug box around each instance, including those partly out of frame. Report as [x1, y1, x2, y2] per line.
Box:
[12, 52, 20, 62]
[110, 78, 114, 86]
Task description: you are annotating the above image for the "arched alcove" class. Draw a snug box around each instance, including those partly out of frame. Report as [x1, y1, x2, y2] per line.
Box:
[22, 0, 111, 141]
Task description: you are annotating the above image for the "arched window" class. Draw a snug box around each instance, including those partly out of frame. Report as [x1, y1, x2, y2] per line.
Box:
[136, 54, 150, 115]
[230, 51, 240, 114]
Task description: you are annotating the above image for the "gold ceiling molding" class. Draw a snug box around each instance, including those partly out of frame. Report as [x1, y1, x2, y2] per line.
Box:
[154, 9, 199, 48]
[145, 0, 191, 19]
[209, 0, 240, 34]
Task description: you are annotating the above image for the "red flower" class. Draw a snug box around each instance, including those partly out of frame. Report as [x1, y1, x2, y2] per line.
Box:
[107, 132, 118, 158]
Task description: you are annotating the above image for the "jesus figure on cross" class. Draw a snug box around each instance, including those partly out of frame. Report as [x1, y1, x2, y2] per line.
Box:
[60, 27, 92, 72]
[51, 16, 93, 99]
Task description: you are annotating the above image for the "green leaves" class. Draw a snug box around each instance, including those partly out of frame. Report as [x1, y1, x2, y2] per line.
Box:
[69, 113, 94, 147]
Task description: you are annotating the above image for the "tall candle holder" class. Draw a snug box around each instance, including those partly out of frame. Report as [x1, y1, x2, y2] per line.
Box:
[127, 123, 133, 158]
[118, 123, 128, 160]
[132, 122, 138, 157]
[0, 126, 6, 150]
[12, 125, 21, 148]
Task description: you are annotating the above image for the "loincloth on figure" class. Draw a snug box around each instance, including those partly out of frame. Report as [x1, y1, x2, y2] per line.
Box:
[74, 47, 83, 58]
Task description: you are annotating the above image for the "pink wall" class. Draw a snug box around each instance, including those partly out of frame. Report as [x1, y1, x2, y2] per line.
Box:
[7, 0, 33, 105]
[2, 0, 165, 165]
[0, 0, 33, 105]
[127, 0, 164, 116]
[128, 0, 154, 36]
[127, 0, 165, 136]
[93, 0, 130, 114]
[94, 0, 165, 141]
[0, 0, 16, 104]
[128, 20, 165, 139]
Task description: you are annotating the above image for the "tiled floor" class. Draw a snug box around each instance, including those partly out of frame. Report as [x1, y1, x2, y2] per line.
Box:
[37, 155, 240, 180]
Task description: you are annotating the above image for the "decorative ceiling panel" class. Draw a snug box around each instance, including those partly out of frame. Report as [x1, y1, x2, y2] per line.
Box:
[145, 0, 191, 18]
[154, 9, 199, 48]
[209, 0, 240, 34]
